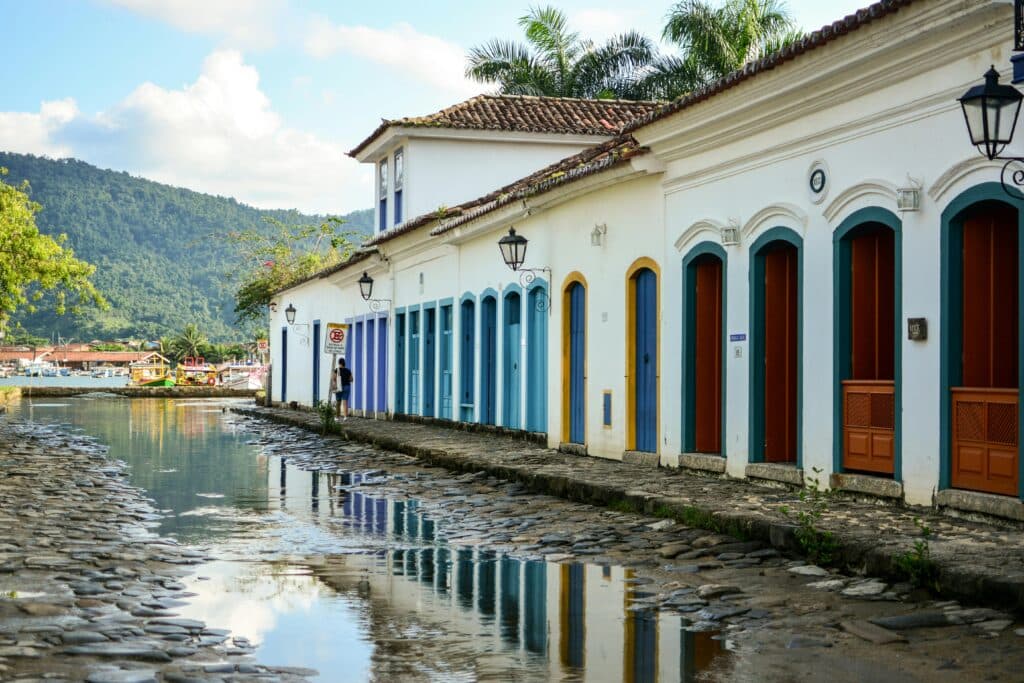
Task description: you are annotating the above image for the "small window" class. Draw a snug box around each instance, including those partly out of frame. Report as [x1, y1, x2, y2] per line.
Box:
[378, 159, 388, 232]
[602, 391, 612, 427]
[393, 148, 404, 226]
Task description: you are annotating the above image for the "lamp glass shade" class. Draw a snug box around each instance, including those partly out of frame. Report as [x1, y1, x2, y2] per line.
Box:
[498, 227, 528, 271]
[960, 67, 1024, 160]
[358, 271, 374, 301]
[284, 303, 296, 325]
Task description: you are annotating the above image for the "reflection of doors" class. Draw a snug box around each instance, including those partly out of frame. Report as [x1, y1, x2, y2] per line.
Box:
[503, 292, 522, 429]
[953, 204, 1019, 496]
[693, 257, 722, 453]
[395, 313, 406, 413]
[460, 300, 475, 421]
[365, 320, 376, 413]
[567, 282, 586, 444]
[527, 287, 548, 433]
[843, 226, 895, 474]
[633, 268, 657, 453]
[409, 311, 420, 414]
[440, 305, 453, 420]
[376, 318, 387, 413]
[280, 327, 288, 403]
[763, 243, 798, 463]
[312, 321, 321, 405]
[482, 297, 497, 425]
[423, 308, 436, 417]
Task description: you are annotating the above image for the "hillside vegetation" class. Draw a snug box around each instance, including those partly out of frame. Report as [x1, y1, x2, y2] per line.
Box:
[0, 152, 371, 341]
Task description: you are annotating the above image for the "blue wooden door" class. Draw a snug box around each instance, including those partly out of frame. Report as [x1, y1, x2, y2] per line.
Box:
[280, 327, 288, 403]
[353, 321, 363, 411]
[395, 313, 406, 413]
[460, 300, 475, 421]
[409, 311, 420, 414]
[423, 308, 436, 417]
[440, 305, 453, 420]
[568, 283, 585, 443]
[503, 292, 522, 429]
[365, 320, 376, 413]
[634, 268, 658, 452]
[377, 318, 388, 412]
[312, 321, 321, 405]
[527, 287, 548, 432]
[482, 296, 497, 425]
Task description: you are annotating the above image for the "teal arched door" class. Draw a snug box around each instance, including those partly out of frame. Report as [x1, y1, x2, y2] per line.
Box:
[526, 285, 548, 433]
[481, 296, 498, 425]
[503, 291, 522, 429]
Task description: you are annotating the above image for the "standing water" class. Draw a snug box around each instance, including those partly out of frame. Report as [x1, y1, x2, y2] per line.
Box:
[15, 398, 729, 681]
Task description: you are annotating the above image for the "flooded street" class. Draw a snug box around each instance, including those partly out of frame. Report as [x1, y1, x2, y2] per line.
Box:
[8, 397, 1024, 682]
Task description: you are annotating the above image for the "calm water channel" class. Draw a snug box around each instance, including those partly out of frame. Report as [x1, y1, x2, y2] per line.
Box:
[16, 398, 728, 682]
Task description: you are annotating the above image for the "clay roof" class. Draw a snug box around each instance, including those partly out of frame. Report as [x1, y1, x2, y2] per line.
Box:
[349, 94, 662, 157]
[625, 0, 917, 135]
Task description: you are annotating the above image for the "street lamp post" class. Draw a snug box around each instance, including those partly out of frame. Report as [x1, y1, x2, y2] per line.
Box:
[497, 227, 550, 313]
[958, 66, 1024, 197]
[358, 272, 391, 312]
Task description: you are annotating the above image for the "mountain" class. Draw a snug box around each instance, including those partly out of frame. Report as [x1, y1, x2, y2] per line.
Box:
[0, 152, 371, 342]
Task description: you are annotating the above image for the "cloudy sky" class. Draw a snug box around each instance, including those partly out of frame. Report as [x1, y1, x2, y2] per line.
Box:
[1, 1, 868, 214]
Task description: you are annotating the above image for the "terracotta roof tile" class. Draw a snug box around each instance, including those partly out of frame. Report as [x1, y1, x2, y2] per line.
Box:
[349, 94, 662, 157]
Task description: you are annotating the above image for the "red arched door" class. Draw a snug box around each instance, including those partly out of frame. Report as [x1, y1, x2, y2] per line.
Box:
[953, 203, 1019, 496]
[763, 243, 798, 463]
[693, 256, 722, 453]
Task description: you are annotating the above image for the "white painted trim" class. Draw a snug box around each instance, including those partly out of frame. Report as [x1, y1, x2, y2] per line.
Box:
[929, 155, 1008, 204]
[674, 219, 726, 254]
[742, 203, 808, 240]
[355, 126, 614, 163]
[823, 179, 898, 223]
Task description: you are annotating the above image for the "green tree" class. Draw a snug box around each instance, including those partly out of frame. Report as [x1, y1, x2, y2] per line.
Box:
[466, 6, 657, 99]
[647, 0, 801, 98]
[169, 323, 208, 361]
[0, 168, 105, 330]
[228, 216, 363, 323]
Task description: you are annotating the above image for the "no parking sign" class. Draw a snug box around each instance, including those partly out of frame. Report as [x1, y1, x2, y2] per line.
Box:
[324, 323, 348, 357]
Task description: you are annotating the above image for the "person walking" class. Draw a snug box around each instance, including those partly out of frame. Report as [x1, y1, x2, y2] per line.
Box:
[331, 358, 354, 419]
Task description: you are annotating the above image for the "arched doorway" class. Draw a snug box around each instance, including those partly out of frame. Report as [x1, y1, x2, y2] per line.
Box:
[502, 289, 522, 429]
[750, 230, 801, 464]
[682, 246, 725, 454]
[945, 198, 1019, 496]
[562, 275, 587, 445]
[835, 210, 900, 476]
[526, 284, 548, 433]
[460, 297, 475, 422]
[627, 260, 659, 454]
[481, 294, 498, 425]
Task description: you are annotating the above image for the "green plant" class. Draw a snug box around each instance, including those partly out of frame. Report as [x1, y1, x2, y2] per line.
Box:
[780, 467, 838, 564]
[315, 401, 336, 435]
[896, 517, 939, 590]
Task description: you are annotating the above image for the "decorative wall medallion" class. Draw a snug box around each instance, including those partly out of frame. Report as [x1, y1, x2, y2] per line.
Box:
[807, 160, 830, 204]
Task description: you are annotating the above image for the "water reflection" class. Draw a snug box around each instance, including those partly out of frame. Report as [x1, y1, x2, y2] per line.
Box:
[17, 398, 731, 681]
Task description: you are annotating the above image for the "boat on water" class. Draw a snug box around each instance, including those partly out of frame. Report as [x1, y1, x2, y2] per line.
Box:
[217, 363, 267, 391]
[129, 357, 174, 387]
[176, 357, 217, 386]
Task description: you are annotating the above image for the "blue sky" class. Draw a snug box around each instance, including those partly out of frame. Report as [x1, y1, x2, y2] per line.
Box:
[0, 1, 869, 214]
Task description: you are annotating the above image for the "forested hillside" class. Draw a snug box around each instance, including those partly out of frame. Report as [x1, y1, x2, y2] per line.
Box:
[0, 153, 371, 341]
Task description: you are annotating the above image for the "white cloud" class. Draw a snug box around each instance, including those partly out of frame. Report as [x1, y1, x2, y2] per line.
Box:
[304, 17, 479, 98]
[1, 50, 370, 214]
[102, 0, 284, 49]
[0, 99, 79, 157]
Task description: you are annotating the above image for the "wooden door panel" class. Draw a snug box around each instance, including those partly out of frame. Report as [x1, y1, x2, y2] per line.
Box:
[694, 257, 722, 453]
[763, 245, 797, 463]
[952, 388, 1019, 496]
[842, 381, 895, 474]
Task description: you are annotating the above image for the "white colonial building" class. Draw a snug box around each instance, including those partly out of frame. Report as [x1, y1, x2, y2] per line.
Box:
[271, 0, 1024, 520]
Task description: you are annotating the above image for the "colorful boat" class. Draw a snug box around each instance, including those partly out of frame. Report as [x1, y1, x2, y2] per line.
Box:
[129, 355, 174, 387]
[176, 357, 218, 386]
[217, 363, 267, 390]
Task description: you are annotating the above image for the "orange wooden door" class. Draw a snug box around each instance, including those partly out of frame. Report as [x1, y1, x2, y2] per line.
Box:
[763, 244, 798, 463]
[953, 204, 1019, 495]
[844, 227, 895, 474]
[694, 256, 722, 453]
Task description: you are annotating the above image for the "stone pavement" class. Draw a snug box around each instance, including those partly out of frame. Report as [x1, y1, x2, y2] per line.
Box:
[236, 405, 1024, 613]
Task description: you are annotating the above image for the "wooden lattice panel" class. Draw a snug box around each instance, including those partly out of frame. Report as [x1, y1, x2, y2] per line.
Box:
[842, 380, 895, 475]
[952, 388, 1019, 497]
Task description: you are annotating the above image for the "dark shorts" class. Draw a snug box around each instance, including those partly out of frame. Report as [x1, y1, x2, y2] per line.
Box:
[336, 385, 351, 401]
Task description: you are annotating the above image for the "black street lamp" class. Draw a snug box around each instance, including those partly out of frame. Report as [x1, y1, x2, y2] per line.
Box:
[959, 66, 1024, 197]
[498, 227, 528, 271]
[284, 303, 297, 325]
[358, 271, 374, 301]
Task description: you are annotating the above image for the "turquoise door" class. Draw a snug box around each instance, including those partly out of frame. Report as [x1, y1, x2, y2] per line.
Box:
[423, 307, 436, 417]
[481, 296, 497, 425]
[460, 300, 475, 421]
[395, 313, 406, 413]
[634, 268, 657, 452]
[409, 311, 420, 414]
[440, 305, 453, 420]
[526, 286, 548, 432]
[503, 291, 522, 429]
[568, 283, 585, 443]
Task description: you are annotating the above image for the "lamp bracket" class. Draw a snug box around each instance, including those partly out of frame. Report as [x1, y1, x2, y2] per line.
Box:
[1000, 158, 1024, 199]
[517, 267, 552, 314]
[368, 298, 392, 313]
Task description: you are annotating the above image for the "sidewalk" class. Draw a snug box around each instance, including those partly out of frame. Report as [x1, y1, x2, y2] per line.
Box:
[234, 405, 1024, 613]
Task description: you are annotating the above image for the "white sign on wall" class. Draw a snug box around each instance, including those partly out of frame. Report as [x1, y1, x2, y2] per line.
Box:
[324, 323, 348, 356]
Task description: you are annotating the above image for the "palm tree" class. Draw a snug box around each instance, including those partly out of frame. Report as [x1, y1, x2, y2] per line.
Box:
[642, 0, 801, 99]
[170, 323, 207, 361]
[466, 6, 658, 100]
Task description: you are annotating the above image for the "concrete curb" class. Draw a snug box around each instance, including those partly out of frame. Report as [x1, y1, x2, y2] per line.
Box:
[234, 406, 1024, 613]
